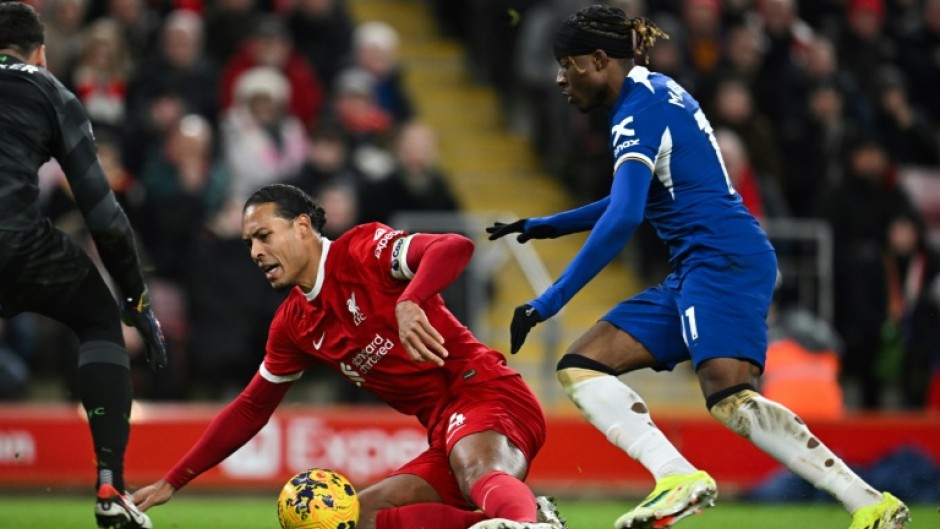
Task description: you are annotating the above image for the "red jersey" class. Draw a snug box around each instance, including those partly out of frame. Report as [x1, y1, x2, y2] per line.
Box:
[262, 223, 517, 427]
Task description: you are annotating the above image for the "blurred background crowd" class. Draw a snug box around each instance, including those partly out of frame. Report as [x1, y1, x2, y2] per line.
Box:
[0, 0, 938, 414]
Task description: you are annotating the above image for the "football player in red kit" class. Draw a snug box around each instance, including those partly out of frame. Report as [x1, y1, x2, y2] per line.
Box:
[132, 184, 565, 529]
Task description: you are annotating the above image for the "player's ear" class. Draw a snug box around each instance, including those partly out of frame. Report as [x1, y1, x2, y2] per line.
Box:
[592, 49, 609, 71]
[294, 213, 314, 237]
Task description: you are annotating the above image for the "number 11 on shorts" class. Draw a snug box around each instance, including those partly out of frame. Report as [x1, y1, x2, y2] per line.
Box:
[683, 306, 699, 344]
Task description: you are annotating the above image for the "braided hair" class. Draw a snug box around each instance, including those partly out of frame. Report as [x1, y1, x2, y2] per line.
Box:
[244, 184, 327, 233]
[554, 5, 669, 64]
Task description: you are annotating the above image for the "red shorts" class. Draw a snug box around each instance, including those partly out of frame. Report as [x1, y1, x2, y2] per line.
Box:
[390, 374, 546, 508]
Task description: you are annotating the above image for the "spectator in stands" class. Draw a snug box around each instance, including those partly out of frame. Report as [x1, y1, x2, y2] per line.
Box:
[897, 0, 940, 124]
[645, 14, 698, 93]
[698, 19, 763, 106]
[185, 197, 284, 399]
[874, 65, 939, 166]
[708, 76, 784, 192]
[753, 0, 813, 135]
[66, 19, 131, 137]
[763, 300, 846, 420]
[123, 9, 219, 174]
[715, 128, 766, 222]
[836, 0, 895, 105]
[221, 66, 309, 201]
[287, 0, 354, 96]
[781, 80, 859, 217]
[679, 0, 724, 81]
[512, 0, 595, 168]
[797, 35, 871, 127]
[882, 210, 940, 408]
[204, 0, 259, 65]
[104, 0, 162, 66]
[360, 121, 459, 225]
[328, 67, 395, 150]
[316, 180, 360, 240]
[220, 14, 324, 126]
[289, 119, 362, 197]
[41, 0, 87, 78]
[138, 114, 228, 282]
[349, 21, 413, 124]
[821, 137, 917, 409]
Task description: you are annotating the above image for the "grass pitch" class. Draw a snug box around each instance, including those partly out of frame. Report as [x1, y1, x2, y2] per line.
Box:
[0, 495, 934, 528]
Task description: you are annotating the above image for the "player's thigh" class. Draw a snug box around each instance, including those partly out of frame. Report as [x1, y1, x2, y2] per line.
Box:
[564, 321, 659, 373]
[442, 376, 546, 496]
[39, 262, 123, 344]
[587, 284, 689, 372]
[0, 224, 91, 318]
[357, 473, 442, 529]
[680, 252, 777, 374]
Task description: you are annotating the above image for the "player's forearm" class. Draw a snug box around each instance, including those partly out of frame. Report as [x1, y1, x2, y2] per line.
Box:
[72, 172, 145, 299]
[164, 374, 288, 489]
[532, 166, 647, 319]
[532, 208, 639, 319]
[532, 196, 610, 235]
[398, 233, 474, 305]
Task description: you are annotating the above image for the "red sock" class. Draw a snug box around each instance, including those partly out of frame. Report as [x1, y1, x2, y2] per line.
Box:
[376, 503, 487, 529]
[468, 471, 537, 522]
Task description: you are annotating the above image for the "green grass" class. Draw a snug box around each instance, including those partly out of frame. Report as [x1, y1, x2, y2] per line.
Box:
[0, 495, 935, 528]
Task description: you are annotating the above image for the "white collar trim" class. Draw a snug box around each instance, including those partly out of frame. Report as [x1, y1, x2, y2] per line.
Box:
[628, 65, 654, 92]
[303, 237, 330, 302]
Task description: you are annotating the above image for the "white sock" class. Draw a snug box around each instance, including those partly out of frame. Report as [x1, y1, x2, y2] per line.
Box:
[711, 390, 883, 513]
[561, 369, 697, 480]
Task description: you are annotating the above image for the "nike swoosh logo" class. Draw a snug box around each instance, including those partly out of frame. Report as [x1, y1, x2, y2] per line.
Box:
[313, 332, 326, 350]
[525, 307, 535, 317]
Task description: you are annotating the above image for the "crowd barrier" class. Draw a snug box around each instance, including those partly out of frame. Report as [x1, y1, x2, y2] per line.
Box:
[1, 404, 937, 495]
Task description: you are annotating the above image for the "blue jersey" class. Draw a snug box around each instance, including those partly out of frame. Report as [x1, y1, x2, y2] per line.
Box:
[528, 66, 774, 320]
[610, 66, 772, 263]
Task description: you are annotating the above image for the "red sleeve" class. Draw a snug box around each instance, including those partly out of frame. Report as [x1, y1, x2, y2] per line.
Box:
[396, 233, 474, 305]
[163, 372, 291, 489]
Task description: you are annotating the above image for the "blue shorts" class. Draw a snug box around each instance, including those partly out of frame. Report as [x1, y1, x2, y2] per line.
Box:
[602, 251, 778, 372]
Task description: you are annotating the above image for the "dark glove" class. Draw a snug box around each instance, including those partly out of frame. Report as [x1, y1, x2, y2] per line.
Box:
[121, 287, 168, 371]
[486, 219, 558, 243]
[510, 303, 543, 354]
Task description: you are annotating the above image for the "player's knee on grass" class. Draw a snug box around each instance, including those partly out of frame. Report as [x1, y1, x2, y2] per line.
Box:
[556, 353, 618, 395]
[705, 384, 760, 435]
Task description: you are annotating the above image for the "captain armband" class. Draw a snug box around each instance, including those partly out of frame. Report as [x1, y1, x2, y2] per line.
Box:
[390, 236, 415, 280]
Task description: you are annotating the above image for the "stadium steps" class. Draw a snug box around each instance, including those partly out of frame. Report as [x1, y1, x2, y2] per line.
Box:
[349, 0, 705, 412]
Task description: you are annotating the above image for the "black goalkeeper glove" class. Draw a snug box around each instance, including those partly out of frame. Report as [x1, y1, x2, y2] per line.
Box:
[486, 219, 558, 243]
[510, 303, 543, 354]
[121, 287, 168, 371]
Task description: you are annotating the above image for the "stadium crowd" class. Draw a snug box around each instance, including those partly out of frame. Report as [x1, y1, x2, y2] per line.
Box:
[0, 0, 938, 412]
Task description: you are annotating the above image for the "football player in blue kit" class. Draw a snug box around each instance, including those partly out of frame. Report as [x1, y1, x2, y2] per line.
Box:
[487, 5, 909, 529]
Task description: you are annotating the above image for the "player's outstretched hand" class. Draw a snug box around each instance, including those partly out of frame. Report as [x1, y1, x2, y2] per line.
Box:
[510, 303, 543, 354]
[486, 219, 558, 243]
[396, 300, 448, 367]
[121, 287, 168, 371]
[132, 479, 176, 512]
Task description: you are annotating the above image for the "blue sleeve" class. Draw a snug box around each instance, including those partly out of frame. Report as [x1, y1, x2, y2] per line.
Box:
[530, 161, 651, 319]
[527, 196, 611, 235]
